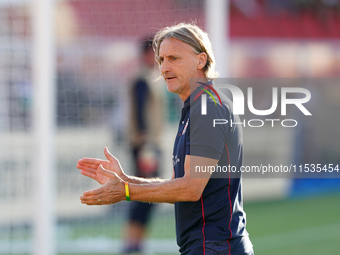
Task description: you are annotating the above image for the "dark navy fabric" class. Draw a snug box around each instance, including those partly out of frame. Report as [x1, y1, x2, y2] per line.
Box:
[134, 78, 149, 132]
[172, 83, 252, 254]
[183, 238, 254, 255]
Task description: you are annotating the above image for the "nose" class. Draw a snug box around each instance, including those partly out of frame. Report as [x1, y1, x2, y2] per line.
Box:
[160, 60, 170, 77]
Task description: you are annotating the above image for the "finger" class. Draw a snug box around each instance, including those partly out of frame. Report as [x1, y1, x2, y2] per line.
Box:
[77, 161, 100, 170]
[78, 166, 98, 179]
[78, 158, 102, 166]
[83, 186, 104, 197]
[80, 196, 106, 205]
[77, 163, 100, 172]
[80, 169, 97, 180]
[104, 147, 118, 163]
[77, 164, 97, 174]
[99, 164, 118, 178]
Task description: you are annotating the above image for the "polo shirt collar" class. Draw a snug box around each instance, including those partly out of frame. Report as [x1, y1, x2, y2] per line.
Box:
[183, 80, 213, 108]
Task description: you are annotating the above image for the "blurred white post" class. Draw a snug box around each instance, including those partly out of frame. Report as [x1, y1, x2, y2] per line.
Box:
[32, 0, 56, 254]
[205, 0, 229, 77]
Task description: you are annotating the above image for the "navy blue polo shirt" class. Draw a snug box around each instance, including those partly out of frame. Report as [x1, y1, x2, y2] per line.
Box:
[172, 82, 252, 254]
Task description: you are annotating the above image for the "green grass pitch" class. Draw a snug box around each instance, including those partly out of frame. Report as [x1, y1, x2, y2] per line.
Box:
[58, 194, 340, 255]
[7, 194, 339, 255]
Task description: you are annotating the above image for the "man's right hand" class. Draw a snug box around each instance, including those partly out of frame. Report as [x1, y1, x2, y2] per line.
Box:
[77, 147, 126, 185]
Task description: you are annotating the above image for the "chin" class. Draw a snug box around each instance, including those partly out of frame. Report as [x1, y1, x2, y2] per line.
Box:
[166, 86, 177, 94]
[166, 82, 179, 94]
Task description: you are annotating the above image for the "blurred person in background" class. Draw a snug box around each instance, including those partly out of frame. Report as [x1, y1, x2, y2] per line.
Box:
[123, 36, 164, 254]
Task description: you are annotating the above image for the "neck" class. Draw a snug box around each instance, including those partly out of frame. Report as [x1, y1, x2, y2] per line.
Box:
[180, 77, 209, 102]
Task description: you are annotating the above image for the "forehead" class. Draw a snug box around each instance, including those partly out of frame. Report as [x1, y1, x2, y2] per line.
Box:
[159, 38, 195, 56]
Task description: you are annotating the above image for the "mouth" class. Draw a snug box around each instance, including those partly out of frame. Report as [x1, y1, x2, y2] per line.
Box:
[165, 77, 176, 82]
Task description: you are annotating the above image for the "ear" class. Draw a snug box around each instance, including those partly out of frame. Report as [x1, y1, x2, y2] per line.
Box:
[197, 52, 207, 70]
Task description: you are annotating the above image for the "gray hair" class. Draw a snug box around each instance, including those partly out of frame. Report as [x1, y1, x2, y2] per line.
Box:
[153, 23, 219, 79]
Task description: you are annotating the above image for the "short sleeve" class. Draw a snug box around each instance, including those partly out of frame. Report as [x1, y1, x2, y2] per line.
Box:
[188, 99, 230, 160]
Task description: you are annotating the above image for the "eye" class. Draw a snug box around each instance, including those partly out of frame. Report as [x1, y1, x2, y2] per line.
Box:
[170, 57, 177, 61]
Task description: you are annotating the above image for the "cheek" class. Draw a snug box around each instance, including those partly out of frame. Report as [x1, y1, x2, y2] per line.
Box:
[174, 61, 196, 80]
[185, 66, 197, 78]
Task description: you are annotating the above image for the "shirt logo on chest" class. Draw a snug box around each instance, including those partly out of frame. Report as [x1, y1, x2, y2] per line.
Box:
[182, 118, 189, 135]
[172, 155, 180, 167]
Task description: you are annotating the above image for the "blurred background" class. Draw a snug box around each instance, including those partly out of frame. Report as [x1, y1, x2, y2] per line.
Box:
[0, 0, 340, 254]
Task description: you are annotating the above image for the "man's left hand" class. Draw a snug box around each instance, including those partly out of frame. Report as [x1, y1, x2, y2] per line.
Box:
[80, 165, 126, 205]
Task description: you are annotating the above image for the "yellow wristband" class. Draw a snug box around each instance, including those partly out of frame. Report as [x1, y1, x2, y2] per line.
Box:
[125, 182, 130, 201]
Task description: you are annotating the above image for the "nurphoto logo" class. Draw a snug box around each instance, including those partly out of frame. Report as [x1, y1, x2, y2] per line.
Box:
[198, 83, 312, 128]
